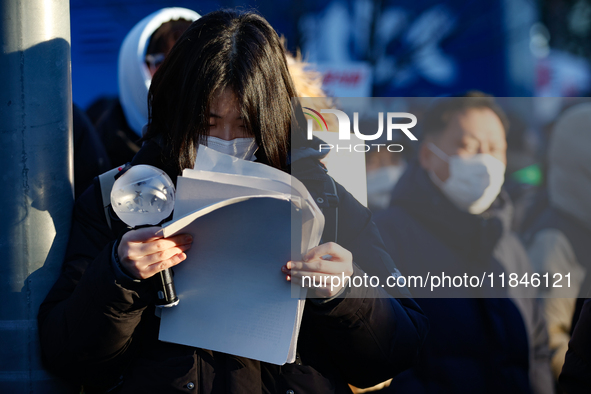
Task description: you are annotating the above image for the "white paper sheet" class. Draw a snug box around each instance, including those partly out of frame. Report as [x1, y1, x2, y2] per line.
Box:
[157, 148, 325, 365]
[173, 177, 285, 220]
[191, 146, 325, 255]
[159, 196, 301, 365]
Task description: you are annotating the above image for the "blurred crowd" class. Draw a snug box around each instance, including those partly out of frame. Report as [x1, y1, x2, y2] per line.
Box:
[70, 6, 591, 394]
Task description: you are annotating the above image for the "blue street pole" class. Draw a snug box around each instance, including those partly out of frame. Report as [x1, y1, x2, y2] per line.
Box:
[0, 0, 75, 391]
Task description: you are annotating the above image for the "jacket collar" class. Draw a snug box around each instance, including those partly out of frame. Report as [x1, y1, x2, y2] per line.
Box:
[289, 136, 330, 165]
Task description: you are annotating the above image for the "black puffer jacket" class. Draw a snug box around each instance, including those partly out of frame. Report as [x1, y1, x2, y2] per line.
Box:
[73, 104, 111, 198]
[94, 98, 141, 167]
[375, 162, 553, 394]
[38, 138, 428, 393]
[560, 299, 591, 393]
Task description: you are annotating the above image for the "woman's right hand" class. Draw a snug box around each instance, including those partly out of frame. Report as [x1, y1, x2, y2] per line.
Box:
[117, 226, 193, 280]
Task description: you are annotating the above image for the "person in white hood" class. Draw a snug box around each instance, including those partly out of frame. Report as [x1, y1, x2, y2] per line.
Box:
[95, 7, 200, 166]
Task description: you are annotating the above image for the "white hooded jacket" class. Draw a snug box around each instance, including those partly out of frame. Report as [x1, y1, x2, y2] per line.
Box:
[118, 7, 200, 137]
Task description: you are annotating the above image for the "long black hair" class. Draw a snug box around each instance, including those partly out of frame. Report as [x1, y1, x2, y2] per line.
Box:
[146, 9, 303, 171]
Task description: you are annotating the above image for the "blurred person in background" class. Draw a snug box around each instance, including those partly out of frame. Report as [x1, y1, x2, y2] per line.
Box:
[86, 96, 118, 127]
[285, 45, 328, 99]
[519, 98, 591, 238]
[375, 92, 553, 393]
[365, 133, 409, 213]
[522, 103, 591, 386]
[93, 7, 199, 166]
[72, 104, 111, 198]
[284, 44, 337, 132]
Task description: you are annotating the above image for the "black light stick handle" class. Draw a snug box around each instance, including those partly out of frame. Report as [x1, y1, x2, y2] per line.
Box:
[128, 225, 179, 308]
[155, 268, 179, 307]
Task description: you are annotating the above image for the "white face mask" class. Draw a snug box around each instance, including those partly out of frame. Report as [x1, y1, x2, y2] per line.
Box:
[203, 137, 258, 161]
[427, 142, 505, 214]
[367, 164, 406, 210]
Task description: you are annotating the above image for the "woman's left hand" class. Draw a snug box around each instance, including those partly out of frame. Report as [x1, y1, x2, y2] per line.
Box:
[282, 242, 353, 298]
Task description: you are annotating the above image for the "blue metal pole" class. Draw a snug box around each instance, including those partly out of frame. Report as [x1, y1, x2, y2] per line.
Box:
[0, 0, 75, 391]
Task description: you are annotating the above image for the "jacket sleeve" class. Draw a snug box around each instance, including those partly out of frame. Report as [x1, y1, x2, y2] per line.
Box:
[37, 184, 154, 388]
[527, 229, 585, 379]
[305, 182, 428, 388]
[528, 297, 556, 394]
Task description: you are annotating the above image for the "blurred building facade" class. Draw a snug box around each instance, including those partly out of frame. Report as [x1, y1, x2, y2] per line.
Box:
[71, 0, 562, 108]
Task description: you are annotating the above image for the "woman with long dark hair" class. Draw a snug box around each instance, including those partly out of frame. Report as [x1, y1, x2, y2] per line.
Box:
[39, 10, 427, 393]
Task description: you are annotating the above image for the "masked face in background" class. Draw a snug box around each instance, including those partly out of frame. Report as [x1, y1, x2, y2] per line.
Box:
[427, 143, 505, 214]
[366, 147, 407, 211]
[366, 163, 406, 211]
[420, 107, 507, 214]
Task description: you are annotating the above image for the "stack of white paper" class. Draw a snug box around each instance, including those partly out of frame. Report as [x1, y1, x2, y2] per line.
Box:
[158, 147, 324, 365]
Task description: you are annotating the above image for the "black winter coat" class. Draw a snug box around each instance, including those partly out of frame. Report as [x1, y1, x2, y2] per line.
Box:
[560, 299, 591, 393]
[73, 104, 111, 198]
[94, 99, 141, 167]
[38, 139, 428, 393]
[374, 162, 553, 394]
